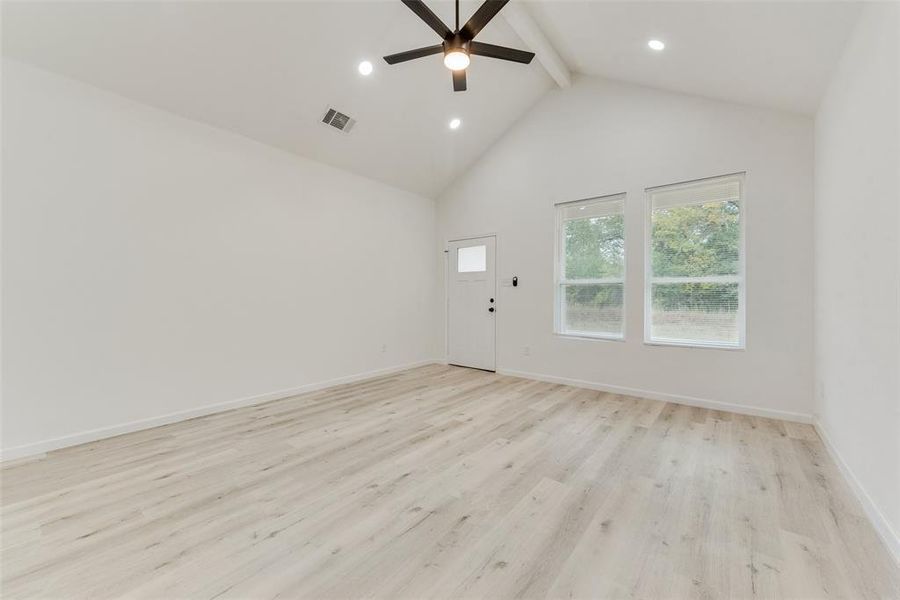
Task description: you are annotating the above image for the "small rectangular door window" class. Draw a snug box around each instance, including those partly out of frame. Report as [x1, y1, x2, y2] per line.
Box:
[457, 245, 487, 272]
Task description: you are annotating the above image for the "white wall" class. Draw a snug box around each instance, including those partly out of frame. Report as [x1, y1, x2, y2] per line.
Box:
[1, 59, 439, 457]
[438, 76, 815, 420]
[814, 3, 900, 559]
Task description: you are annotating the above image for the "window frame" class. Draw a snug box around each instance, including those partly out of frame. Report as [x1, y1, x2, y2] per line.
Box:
[643, 172, 747, 350]
[554, 193, 627, 341]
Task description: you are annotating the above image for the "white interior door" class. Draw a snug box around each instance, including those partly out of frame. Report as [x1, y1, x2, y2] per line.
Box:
[448, 236, 496, 371]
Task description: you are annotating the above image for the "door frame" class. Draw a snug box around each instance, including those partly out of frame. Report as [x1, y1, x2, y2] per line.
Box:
[445, 233, 499, 371]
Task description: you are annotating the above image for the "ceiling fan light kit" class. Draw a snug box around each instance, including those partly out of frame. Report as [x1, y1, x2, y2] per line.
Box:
[384, 0, 535, 92]
[443, 42, 470, 71]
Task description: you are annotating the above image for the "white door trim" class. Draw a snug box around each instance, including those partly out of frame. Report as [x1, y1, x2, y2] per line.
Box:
[445, 233, 498, 371]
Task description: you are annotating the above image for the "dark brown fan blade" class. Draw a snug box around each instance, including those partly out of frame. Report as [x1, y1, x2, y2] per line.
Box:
[401, 0, 452, 39]
[460, 0, 510, 40]
[469, 41, 534, 63]
[384, 44, 444, 65]
[452, 69, 467, 92]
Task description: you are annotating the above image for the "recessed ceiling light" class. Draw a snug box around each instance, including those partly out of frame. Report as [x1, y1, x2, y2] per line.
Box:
[449, 118, 461, 130]
[648, 40, 665, 51]
[358, 60, 373, 76]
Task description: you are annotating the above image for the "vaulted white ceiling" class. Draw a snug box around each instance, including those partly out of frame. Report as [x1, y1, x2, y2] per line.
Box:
[526, 0, 861, 115]
[2, 1, 861, 197]
[2, 1, 554, 197]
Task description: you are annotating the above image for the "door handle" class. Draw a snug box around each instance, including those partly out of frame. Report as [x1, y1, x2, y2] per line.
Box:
[488, 307, 495, 313]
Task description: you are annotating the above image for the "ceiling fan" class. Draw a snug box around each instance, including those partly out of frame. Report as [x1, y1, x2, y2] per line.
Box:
[383, 0, 535, 92]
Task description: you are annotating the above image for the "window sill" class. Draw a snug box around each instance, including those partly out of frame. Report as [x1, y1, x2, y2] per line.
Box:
[644, 338, 745, 351]
[555, 332, 625, 342]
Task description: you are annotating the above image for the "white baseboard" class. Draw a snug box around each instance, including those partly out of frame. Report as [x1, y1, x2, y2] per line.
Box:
[0, 359, 440, 463]
[814, 418, 900, 565]
[496, 367, 813, 423]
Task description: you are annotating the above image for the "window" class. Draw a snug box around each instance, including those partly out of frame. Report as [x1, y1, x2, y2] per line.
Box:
[645, 173, 745, 348]
[457, 245, 486, 272]
[555, 194, 625, 339]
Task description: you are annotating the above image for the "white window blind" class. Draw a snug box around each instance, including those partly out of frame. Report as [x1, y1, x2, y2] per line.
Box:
[555, 194, 626, 339]
[646, 174, 745, 348]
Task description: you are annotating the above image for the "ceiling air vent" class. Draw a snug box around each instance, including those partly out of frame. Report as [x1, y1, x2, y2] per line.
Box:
[322, 108, 355, 133]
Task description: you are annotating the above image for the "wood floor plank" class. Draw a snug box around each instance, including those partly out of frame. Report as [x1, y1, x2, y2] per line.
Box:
[2, 365, 897, 599]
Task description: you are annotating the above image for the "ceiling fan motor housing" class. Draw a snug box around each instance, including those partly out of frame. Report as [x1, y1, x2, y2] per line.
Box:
[443, 35, 470, 56]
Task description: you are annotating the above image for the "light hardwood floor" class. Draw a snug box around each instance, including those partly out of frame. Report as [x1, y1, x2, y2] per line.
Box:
[2, 365, 898, 599]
